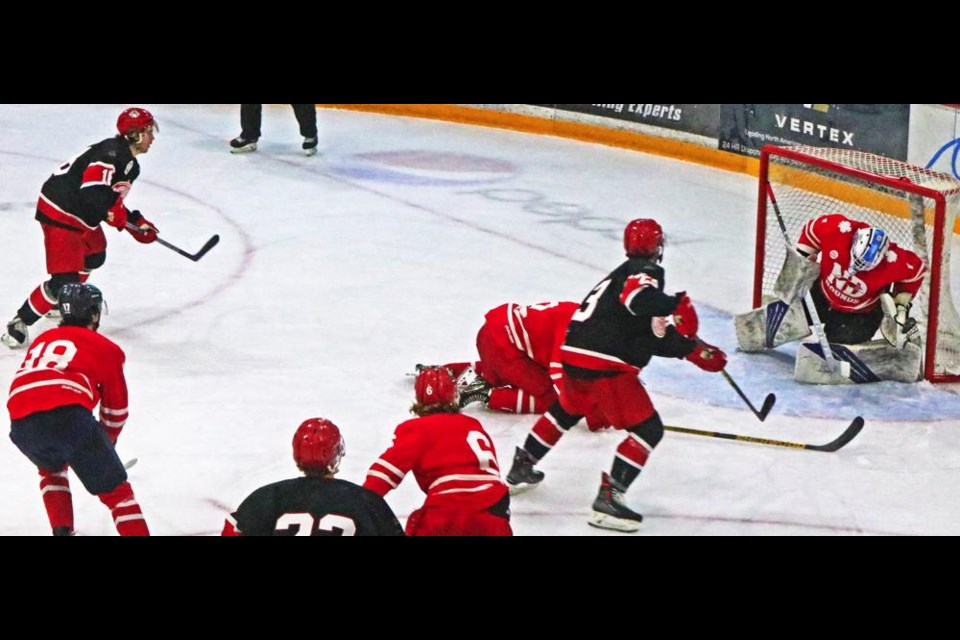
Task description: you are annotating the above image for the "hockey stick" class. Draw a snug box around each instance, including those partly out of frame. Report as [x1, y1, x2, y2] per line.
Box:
[721, 370, 776, 421]
[125, 222, 220, 262]
[765, 183, 847, 376]
[665, 416, 864, 453]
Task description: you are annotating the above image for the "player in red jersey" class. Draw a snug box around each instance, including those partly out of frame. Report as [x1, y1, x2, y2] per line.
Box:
[795, 213, 925, 344]
[222, 418, 404, 536]
[2, 108, 161, 349]
[7, 283, 149, 536]
[432, 301, 578, 412]
[422, 301, 612, 431]
[364, 366, 512, 536]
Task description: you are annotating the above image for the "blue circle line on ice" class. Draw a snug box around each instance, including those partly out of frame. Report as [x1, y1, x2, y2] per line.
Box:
[643, 306, 960, 423]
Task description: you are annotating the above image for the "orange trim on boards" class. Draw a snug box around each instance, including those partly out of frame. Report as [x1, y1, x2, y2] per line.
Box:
[319, 104, 759, 177]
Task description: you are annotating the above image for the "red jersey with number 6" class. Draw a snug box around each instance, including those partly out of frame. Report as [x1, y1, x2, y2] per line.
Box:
[363, 413, 507, 510]
[7, 326, 129, 440]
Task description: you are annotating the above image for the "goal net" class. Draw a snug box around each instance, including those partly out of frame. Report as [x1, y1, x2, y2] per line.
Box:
[755, 144, 960, 382]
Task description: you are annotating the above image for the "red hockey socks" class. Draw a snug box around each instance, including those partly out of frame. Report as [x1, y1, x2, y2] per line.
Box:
[98, 481, 150, 536]
[39, 467, 74, 533]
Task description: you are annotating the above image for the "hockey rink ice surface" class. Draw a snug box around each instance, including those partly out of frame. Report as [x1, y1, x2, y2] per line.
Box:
[1, 103, 959, 536]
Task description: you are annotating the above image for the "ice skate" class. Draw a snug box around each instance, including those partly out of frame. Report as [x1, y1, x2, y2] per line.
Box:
[588, 472, 643, 533]
[505, 447, 544, 494]
[1, 316, 28, 349]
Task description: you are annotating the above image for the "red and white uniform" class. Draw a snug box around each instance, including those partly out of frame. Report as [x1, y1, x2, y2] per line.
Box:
[796, 214, 927, 313]
[364, 413, 511, 536]
[474, 301, 578, 414]
[7, 325, 128, 442]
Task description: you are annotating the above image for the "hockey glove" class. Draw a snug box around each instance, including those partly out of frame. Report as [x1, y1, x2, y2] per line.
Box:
[685, 339, 727, 372]
[880, 292, 920, 347]
[125, 210, 159, 244]
[106, 200, 129, 230]
[672, 292, 699, 338]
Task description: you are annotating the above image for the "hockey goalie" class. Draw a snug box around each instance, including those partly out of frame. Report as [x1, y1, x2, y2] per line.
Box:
[734, 213, 926, 384]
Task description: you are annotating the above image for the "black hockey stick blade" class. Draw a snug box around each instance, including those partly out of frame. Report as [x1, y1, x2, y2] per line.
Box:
[758, 393, 776, 421]
[664, 416, 864, 453]
[155, 234, 220, 262]
[805, 416, 865, 452]
[721, 370, 776, 421]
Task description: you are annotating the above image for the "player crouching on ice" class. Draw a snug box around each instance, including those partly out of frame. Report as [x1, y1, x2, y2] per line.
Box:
[734, 213, 927, 384]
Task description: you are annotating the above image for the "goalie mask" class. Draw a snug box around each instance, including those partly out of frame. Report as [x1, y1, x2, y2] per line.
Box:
[624, 218, 665, 262]
[850, 226, 889, 273]
[293, 418, 345, 476]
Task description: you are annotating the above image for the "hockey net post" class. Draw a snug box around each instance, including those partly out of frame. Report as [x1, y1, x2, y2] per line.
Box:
[755, 144, 960, 383]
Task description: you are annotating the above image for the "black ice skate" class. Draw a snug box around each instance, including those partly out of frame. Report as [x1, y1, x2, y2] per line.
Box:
[458, 376, 492, 408]
[588, 472, 643, 533]
[229, 136, 258, 154]
[1, 316, 28, 349]
[505, 446, 544, 494]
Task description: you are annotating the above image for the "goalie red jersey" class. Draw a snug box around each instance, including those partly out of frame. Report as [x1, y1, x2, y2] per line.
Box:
[7, 325, 129, 441]
[796, 214, 927, 313]
[363, 413, 508, 511]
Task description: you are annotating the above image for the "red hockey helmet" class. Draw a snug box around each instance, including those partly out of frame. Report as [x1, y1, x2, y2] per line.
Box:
[623, 218, 664, 261]
[292, 418, 345, 476]
[116, 107, 158, 138]
[415, 366, 458, 406]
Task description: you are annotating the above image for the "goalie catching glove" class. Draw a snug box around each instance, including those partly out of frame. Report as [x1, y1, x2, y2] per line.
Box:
[880, 292, 920, 348]
[685, 339, 727, 372]
[125, 210, 159, 244]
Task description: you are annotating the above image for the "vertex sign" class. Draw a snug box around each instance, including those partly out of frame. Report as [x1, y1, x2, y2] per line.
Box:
[718, 104, 909, 160]
[776, 105, 854, 146]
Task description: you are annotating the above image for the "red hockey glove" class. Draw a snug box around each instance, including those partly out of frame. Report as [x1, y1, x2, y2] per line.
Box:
[106, 200, 129, 230]
[685, 339, 727, 372]
[125, 210, 159, 244]
[672, 292, 699, 338]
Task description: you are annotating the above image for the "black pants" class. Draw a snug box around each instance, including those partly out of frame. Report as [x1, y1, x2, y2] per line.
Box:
[10, 404, 127, 495]
[240, 104, 317, 139]
[808, 284, 883, 344]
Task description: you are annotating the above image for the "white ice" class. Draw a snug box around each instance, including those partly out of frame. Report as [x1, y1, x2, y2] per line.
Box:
[1, 103, 959, 536]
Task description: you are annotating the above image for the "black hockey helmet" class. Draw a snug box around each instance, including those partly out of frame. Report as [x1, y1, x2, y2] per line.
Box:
[58, 283, 104, 326]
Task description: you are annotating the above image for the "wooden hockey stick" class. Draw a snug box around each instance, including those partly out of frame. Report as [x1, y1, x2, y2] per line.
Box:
[765, 183, 848, 376]
[125, 222, 220, 262]
[721, 370, 775, 421]
[665, 416, 864, 452]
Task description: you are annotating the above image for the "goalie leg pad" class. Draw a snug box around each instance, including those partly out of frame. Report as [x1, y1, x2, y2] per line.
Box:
[773, 249, 821, 304]
[734, 299, 811, 352]
[795, 339, 922, 384]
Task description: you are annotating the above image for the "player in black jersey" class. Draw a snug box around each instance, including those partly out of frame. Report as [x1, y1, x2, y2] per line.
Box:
[222, 418, 404, 536]
[506, 218, 727, 532]
[2, 107, 160, 349]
